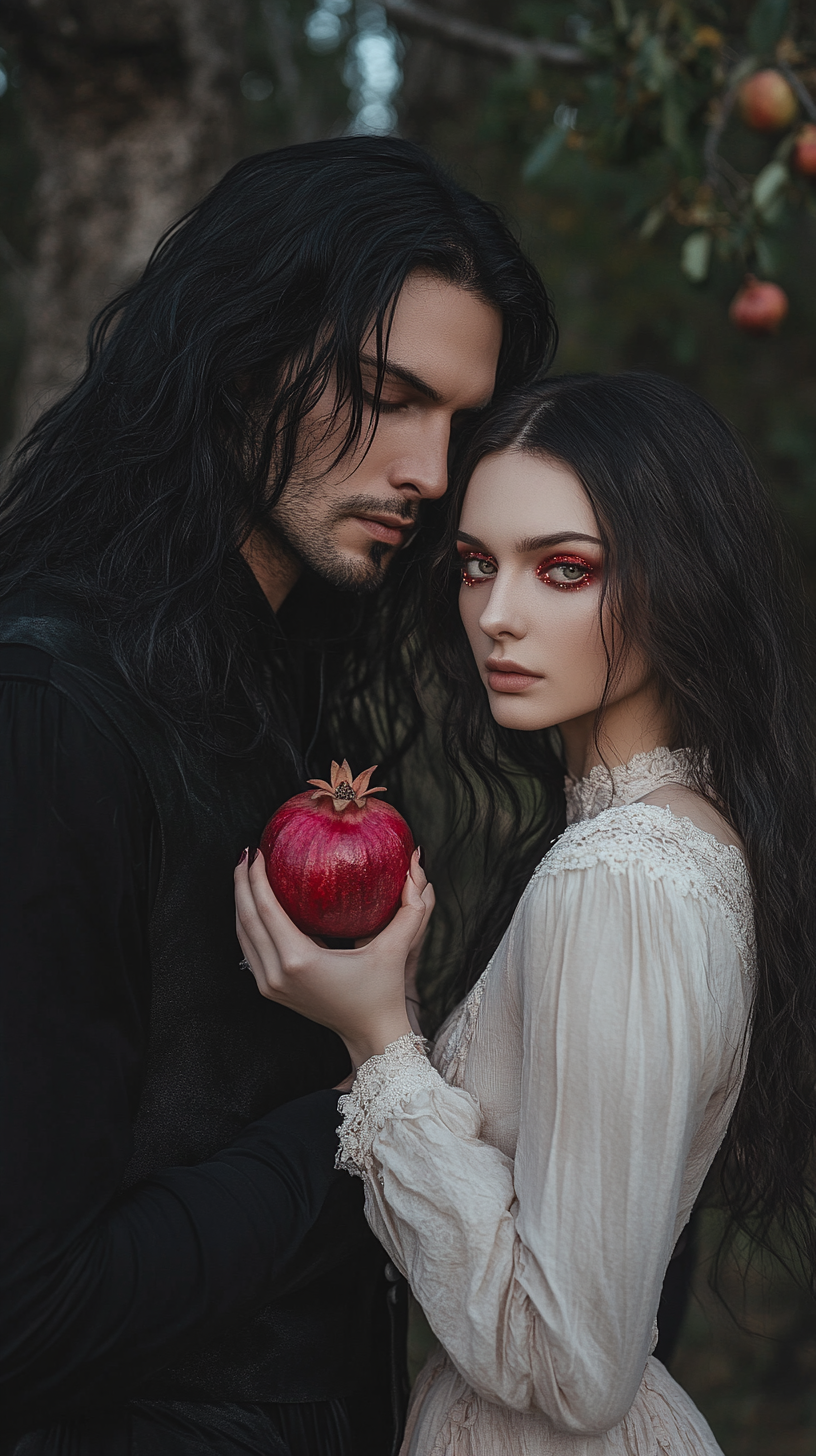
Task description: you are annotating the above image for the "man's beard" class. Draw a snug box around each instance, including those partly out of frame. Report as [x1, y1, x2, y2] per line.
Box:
[267, 492, 419, 594]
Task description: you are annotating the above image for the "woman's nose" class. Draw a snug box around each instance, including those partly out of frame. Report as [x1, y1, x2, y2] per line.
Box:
[478, 576, 527, 640]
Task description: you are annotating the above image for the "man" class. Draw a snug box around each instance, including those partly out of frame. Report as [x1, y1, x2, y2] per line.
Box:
[0, 137, 554, 1454]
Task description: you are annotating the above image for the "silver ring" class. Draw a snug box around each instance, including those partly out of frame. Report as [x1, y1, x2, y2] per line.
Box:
[238, 957, 251, 972]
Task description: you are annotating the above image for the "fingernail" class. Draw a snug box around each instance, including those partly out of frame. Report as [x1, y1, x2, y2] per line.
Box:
[251, 847, 261, 863]
[237, 847, 248, 866]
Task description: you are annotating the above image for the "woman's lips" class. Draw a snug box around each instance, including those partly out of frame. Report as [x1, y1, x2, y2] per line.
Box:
[486, 666, 543, 693]
[354, 515, 412, 545]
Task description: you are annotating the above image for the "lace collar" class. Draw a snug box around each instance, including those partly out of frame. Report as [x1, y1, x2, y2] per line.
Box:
[565, 746, 696, 826]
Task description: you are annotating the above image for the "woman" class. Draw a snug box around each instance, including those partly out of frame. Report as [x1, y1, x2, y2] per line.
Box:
[235, 372, 816, 1454]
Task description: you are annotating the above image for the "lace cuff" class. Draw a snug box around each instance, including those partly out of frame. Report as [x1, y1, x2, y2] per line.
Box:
[336, 1033, 439, 1177]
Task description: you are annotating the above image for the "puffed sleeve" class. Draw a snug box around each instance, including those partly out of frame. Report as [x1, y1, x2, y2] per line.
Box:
[337, 852, 747, 1436]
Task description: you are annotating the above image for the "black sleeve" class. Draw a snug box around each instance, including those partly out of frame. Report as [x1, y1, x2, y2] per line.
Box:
[0, 651, 345, 1428]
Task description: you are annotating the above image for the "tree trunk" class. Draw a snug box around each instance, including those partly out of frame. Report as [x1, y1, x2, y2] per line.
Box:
[1, 0, 245, 437]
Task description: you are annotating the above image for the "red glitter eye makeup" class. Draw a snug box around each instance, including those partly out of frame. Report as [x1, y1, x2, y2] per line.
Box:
[458, 549, 498, 587]
[536, 554, 598, 590]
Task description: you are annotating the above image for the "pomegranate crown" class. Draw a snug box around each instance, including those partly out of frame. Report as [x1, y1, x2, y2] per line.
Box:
[307, 758, 387, 813]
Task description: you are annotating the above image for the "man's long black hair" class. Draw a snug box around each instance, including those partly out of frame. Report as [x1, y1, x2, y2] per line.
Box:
[0, 137, 556, 769]
[427, 370, 816, 1278]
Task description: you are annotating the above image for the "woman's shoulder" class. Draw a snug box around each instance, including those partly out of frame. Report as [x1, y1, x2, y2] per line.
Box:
[525, 801, 754, 966]
[536, 800, 746, 882]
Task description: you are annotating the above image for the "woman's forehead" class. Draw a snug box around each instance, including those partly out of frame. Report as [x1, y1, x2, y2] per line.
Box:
[460, 450, 597, 544]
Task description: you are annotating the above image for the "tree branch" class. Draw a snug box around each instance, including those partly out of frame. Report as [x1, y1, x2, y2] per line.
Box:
[382, 0, 589, 68]
[704, 80, 748, 213]
[779, 61, 816, 125]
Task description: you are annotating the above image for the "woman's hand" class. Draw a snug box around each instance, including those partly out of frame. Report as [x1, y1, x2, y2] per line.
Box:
[404, 849, 433, 1032]
[355, 847, 434, 1034]
[235, 848, 434, 1069]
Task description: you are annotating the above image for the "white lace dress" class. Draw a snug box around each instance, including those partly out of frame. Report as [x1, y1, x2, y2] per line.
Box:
[337, 748, 755, 1456]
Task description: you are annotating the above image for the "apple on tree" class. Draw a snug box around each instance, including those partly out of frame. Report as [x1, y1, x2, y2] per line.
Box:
[738, 70, 798, 133]
[792, 124, 816, 178]
[729, 276, 789, 334]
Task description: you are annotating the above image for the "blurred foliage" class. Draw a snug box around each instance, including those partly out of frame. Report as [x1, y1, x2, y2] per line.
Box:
[512, 0, 816, 284]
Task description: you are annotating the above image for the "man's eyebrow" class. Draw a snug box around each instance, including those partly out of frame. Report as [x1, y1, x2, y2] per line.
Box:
[456, 529, 602, 552]
[359, 353, 442, 402]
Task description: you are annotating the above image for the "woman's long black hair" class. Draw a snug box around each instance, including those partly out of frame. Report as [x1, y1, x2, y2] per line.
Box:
[0, 136, 555, 761]
[428, 370, 816, 1273]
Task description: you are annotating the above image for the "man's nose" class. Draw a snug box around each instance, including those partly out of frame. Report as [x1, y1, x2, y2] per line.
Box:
[393, 418, 450, 500]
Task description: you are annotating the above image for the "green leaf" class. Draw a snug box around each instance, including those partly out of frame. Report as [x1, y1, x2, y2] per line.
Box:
[640, 199, 670, 239]
[522, 127, 566, 181]
[753, 160, 789, 218]
[730, 56, 761, 88]
[747, 0, 790, 55]
[638, 35, 674, 93]
[610, 0, 629, 33]
[680, 230, 712, 282]
[754, 234, 780, 276]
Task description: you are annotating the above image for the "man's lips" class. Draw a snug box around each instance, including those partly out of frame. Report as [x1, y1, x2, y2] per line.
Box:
[485, 659, 543, 693]
[353, 514, 416, 546]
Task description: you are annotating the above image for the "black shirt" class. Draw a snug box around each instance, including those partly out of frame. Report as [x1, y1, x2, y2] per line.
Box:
[0, 642, 356, 1428]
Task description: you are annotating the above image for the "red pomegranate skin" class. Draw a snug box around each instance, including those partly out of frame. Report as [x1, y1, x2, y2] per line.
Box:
[793, 124, 816, 177]
[261, 790, 415, 940]
[738, 70, 798, 133]
[729, 277, 789, 334]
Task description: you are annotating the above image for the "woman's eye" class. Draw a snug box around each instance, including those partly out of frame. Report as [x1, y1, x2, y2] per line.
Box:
[460, 554, 497, 585]
[537, 556, 596, 589]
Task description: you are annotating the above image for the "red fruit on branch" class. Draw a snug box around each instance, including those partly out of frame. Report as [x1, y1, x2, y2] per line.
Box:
[261, 758, 415, 940]
[792, 124, 816, 177]
[738, 70, 798, 132]
[728, 275, 789, 334]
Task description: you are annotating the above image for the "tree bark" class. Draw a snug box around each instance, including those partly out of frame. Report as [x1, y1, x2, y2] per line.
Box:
[0, 0, 245, 436]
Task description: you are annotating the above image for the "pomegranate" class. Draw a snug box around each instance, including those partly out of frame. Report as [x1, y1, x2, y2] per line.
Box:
[792, 124, 816, 177]
[729, 275, 789, 334]
[261, 758, 415, 940]
[738, 70, 798, 132]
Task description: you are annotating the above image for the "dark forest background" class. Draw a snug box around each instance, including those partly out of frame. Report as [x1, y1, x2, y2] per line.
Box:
[1, 0, 815, 577]
[1, 2, 816, 1448]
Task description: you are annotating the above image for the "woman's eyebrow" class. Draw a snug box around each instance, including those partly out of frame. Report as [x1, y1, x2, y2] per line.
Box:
[456, 529, 602, 551]
[515, 531, 602, 552]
